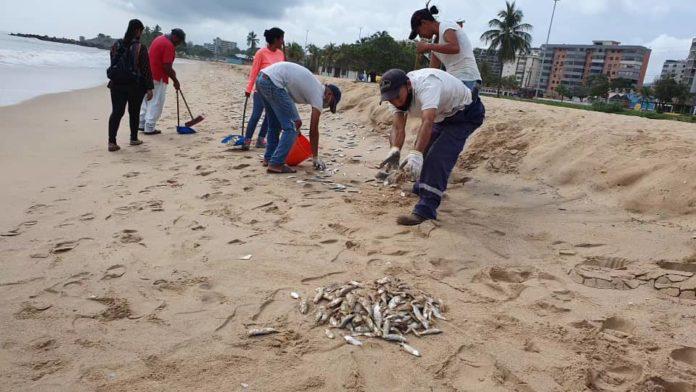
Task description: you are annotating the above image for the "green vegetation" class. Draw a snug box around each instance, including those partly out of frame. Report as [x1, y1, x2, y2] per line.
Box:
[489, 94, 696, 123]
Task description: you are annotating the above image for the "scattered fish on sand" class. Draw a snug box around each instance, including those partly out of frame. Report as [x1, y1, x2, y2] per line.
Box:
[247, 327, 278, 337]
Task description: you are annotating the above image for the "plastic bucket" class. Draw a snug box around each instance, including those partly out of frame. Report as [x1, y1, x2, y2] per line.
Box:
[286, 134, 312, 166]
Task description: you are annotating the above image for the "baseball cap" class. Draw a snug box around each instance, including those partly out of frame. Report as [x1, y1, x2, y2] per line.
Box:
[326, 84, 341, 113]
[409, 8, 432, 40]
[380, 69, 409, 103]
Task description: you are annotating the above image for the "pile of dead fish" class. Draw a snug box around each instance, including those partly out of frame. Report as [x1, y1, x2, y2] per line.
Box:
[293, 276, 446, 357]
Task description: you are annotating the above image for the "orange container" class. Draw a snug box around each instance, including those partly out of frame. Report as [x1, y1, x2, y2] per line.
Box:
[286, 134, 312, 166]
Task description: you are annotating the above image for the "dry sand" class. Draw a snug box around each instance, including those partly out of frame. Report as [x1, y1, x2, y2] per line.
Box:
[1, 61, 695, 391]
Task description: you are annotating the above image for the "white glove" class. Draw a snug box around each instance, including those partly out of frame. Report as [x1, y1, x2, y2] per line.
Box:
[380, 147, 401, 172]
[400, 151, 423, 180]
[313, 157, 326, 171]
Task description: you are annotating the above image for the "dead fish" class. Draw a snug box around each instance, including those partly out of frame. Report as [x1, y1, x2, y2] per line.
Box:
[344, 335, 363, 346]
[299, 299, 309, 314]
[328, 297, 343, 308]
[401, 343, 421, 357]
[431, 306, 447, 321]
[325, 329, 335, 339]
[313, 288, 325, 304]
[315, 310, 324, 323]
[337, 285, 357, 297]
[247, 328, 278, 337]
[382, 319, 391, 337]
[329, 316, 339, 328]
[412, 304, 430, 330]
[388, 296, 401, 309]
[415, 328, 442, 337]
[376, 277, 391, 285]
[290, 291, 301, 299]
[383, 334, 407, 343]
[339, 314, 355, 329]
[373, 303, 383, 329]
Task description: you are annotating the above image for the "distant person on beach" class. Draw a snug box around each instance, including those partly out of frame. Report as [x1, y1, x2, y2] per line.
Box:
[256, 62, 342, 174]
[242, 27, 286, 151]
[408, 5, 482, 89]
[378, 68, 485, 226]
[138, 28, 186, 135]
[106, 19, 154, 152]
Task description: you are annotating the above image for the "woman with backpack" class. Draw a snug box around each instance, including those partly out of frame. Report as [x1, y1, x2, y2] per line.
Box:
[107, 19, 154, 152]
[242, 27, 286, 151]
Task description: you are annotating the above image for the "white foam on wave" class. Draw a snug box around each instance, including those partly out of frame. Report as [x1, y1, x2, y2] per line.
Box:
[0, 33, 109, 68]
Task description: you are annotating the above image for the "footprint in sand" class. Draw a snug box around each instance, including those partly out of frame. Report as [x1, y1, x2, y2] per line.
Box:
[79, 213, 96, 221]
[600, 316, 636, 336]
[51, 240, 84, 254]
[101, 264, 126, 280]
[587, 361, 643, 391]
[670, 347, 696, 368]
[233, 163, 250, 170]
[123, 171, 140, 178]
[1, 220, 39, 237]
[114, 229, 143, 244]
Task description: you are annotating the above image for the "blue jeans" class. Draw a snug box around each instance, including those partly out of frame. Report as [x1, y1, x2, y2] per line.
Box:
[255, 74, 299, 166]
[412, 98, 486, 220]
[245, 91, 268, 141]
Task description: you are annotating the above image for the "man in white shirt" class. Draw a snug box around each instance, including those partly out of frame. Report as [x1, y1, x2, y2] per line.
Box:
[379, 68, 485, 225]
[256, 61, 342, 173]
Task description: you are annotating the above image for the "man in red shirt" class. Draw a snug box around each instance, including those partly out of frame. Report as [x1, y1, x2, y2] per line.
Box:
[139, 28, 185, 135]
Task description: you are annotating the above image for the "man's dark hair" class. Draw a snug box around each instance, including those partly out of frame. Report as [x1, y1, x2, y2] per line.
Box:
[123, 19, 144, 45]
[264, 27, 285, 45]
[171, 28, 186, 43]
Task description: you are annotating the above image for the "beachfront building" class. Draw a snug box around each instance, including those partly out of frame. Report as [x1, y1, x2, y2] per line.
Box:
[685, 38, 696, 94]
[661, 60, 687, 83]
[474, 48, 502, 79]
[514, 48, 541, 88]
[538, 40, 651, 96]
[204, 37, 238, 56]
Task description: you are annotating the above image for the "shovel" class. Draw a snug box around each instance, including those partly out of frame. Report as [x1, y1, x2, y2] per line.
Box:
[176, 89, 204, 134]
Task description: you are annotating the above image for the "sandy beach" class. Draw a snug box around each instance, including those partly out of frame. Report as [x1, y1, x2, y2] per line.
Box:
[1, 61, 695, 391]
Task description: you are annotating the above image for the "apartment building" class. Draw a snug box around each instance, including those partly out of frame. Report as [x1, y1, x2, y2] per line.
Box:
[538, 40, 651, 95]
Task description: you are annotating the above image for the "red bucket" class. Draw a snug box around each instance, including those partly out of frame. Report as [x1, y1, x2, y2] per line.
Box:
[286, 134, 312, 166]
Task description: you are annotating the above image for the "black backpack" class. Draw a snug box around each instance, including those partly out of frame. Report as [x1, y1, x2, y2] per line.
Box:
[107, 40, 141, 84]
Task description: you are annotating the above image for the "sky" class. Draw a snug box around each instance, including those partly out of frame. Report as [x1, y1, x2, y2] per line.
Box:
[1, 0, 695, 82]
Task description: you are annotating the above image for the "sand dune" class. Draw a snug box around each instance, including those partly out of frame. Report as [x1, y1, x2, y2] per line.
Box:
[0, 62, 695, 391]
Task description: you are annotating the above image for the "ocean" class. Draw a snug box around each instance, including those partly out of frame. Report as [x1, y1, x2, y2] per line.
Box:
[0, 33, 109, 106]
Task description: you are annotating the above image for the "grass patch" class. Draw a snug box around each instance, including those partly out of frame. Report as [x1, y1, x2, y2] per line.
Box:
[485, 94, 696, 124]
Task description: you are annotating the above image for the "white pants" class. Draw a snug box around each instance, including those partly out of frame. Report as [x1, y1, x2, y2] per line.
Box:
[139, 80, 167, 133]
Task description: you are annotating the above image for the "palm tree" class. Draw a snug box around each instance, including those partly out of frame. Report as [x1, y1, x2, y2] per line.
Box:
[246, 31, 259, 53]
[285, 42, 305, 64]
[481, 1, 533, 97]
[306, 44, 322, 73]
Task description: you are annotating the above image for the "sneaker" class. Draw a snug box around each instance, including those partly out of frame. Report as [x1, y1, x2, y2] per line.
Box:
[130, 139, 143, 146]
[108, 143, 120, 152]
[143, 130, 162, 135]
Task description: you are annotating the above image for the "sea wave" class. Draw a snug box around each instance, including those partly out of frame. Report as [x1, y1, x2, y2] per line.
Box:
[0, 34, 109, 69]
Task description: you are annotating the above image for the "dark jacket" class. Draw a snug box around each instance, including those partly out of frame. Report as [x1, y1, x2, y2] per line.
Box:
[108, 39, 154, 91]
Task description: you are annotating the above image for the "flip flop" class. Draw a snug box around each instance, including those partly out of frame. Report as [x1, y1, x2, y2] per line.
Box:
[267, 165, 296, 174]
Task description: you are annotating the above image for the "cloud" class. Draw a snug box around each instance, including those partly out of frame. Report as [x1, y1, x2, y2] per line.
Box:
[642, 34, 694, 83]
[108, 0, 306, 22]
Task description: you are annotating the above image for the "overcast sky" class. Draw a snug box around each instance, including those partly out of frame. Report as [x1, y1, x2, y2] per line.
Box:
[1, 0, 695, 81]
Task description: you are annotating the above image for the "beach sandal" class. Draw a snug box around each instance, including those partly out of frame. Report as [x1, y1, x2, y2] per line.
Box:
[267, 165, 296, 174]
[240, 139, 251, 151]
[255, 138, 267, 148]
[108, 143, 120, 152]
[130, 139, 143, 146]
[143, 130, 162, 135]
[262, 159, 269, 167]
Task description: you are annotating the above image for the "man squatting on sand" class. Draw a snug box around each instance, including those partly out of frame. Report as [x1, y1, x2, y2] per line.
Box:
[255, 61, 342, 174]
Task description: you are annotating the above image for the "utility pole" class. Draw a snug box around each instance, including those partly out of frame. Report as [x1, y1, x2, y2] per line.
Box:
[359, 27, 363, 41]
[535, 0, 560, 98]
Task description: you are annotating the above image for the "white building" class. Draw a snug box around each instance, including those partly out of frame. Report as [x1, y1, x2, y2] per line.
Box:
[661, 60, 687, 83]
[514, 48, 541, 88]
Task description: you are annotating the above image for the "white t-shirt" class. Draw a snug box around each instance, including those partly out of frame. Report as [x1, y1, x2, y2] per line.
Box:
[390, 68, 472, 123]
[434, 21, 481, 82]
[261, 62, 324, 110]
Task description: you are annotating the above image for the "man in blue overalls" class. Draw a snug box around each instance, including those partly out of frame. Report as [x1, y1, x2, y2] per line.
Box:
[379, 68, 485, 226]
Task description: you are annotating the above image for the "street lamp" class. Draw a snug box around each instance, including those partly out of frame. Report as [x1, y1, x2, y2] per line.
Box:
[535, 0, 560, 98]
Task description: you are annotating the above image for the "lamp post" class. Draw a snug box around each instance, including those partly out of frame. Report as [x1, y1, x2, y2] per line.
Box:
[535, 0, 560, 98]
